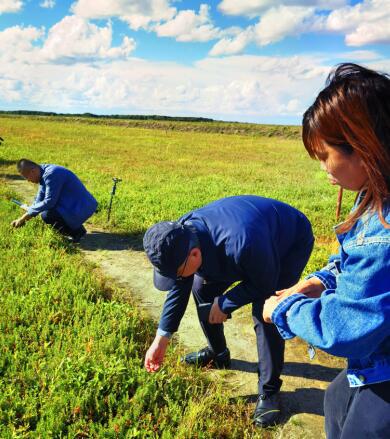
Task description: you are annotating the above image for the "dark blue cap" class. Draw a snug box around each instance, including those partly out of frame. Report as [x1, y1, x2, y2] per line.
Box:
[143, 221, 193, 291]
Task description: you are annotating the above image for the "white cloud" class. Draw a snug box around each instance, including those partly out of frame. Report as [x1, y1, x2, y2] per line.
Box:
[336, 50, 381, 61]
[218, 0, 347, 17]
[209, 28, 254, 56]
[189, 55, 330, 116]
[40, 0, 55, 8]
[0, 42, 335, 121]
[40, 16, 136, 63]
[71, 0, 176, 30]
[326, 0, 390, 46]
[210, 5, 318, 55]
[154, 4, 220, 42]
[0, 77, 23, 101]
[0, 0, 23, 13]
[68, 0, 384, 51]
[0, 43, 387, 122]
[0, 25, 43, 62]
[254, 5, 317, 45]
[0, 18, 136, 66]
[0, 2, 389, 122]
[212, 0, 390, 53]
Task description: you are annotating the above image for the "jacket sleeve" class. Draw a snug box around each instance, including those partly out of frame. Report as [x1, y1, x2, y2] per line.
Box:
[218, 237, 280, 314]
[34, 184, 45, 204]
[27, 169, 65, 216]
[158, 276, 194, 334]
[272, 242, 390, 358]
[306, 250, 341, 290]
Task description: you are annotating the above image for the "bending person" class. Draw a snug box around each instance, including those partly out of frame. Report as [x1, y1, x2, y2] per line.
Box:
[263, 63, 390, 438]
[11, 159, 97, 243]
[143, 195, 314, 428]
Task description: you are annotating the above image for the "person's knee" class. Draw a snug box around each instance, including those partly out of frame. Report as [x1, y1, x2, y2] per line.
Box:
[252, 300, 266, 326]
[40, 210, 52, 224]
[192, 275, 204, 297]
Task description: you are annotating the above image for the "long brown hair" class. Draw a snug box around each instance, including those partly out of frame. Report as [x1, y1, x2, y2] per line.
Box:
[302, 63, 390, 233]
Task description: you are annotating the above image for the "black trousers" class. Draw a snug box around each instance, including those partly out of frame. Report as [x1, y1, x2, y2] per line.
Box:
[41, 209, 85, 239]
[192, 275, 283, 395]
[191, 237, 313, 396]
[324, 369, 390, 439]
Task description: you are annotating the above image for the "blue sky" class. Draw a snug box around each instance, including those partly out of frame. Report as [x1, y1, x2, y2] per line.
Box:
[0, 0, 389, 124]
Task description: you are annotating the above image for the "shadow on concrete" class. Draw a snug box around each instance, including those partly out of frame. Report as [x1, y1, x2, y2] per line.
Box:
[281, 387, 326, 418]
[229, 360, 341, 383]
[234, 387, 326, 417]
[283, 362, 342, 382]
[230, 359, 258, 373]
[81, 230, 144, 252]
[0, 159, 16, 168]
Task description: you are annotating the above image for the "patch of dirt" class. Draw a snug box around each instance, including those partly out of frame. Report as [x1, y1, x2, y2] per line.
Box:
[5, 176, 345, 437]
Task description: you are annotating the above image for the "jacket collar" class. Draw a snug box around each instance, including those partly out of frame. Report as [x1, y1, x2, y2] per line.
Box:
[182, 218, 222, 276]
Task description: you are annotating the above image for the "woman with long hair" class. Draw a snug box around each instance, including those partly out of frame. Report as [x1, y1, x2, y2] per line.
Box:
[263, 63, 390, 438]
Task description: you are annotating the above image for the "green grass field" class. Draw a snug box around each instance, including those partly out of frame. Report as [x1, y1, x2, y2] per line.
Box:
[0, 115, 352, 437]
[0, 186, 261, 438]
[0, 115, 354, 270]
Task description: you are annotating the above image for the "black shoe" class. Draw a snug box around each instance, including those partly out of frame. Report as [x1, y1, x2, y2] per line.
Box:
[253, 392, 281, 428]
[183, 347, 231, 369]
[68, 226, 87, 244]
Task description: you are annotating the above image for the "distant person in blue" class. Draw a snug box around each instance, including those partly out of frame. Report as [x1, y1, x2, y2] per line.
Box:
[143, 195, 314, 427]
[263, 64, 390, 438]
[11, 159, 97, 243]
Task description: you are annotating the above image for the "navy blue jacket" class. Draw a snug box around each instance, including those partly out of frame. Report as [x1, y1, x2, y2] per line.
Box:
[158, 195, 313, 334]
[27, 164, 97, 230]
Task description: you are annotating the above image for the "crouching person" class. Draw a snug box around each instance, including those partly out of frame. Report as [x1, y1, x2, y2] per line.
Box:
[143, 195, 314, 427]
[11, 159, 97, 243]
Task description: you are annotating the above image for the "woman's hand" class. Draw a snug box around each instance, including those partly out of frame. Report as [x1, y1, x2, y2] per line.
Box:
[263, 277, 326, 323]
[276, 277, 325, 301]
[263, 296, 280, 323]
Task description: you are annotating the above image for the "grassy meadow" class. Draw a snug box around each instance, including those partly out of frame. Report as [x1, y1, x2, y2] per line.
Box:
[0, 115, 352, 437]
[0, 115, 354, 271]
[0, 186, 259, 438]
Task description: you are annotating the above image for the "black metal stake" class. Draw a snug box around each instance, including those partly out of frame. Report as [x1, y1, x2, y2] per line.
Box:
[107, 177, 122, 222]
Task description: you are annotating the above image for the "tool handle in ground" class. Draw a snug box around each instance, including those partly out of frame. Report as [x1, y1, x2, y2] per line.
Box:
[198, 302, 232, 322]
[107, 177, 122, 221]
[110, 177, 122, 196]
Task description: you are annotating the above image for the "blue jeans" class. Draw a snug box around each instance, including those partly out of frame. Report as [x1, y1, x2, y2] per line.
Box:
[41, 209, 84, 238]
[324, 369, 390, 438]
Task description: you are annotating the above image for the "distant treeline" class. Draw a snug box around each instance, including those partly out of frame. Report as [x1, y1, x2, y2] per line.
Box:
[0, 110, 214, 123]
[0, 110, 301, 139]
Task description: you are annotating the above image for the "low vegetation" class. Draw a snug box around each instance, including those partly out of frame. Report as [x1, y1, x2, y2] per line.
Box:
[0, 115, 352, 436]
[0, 187, 262, 438]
